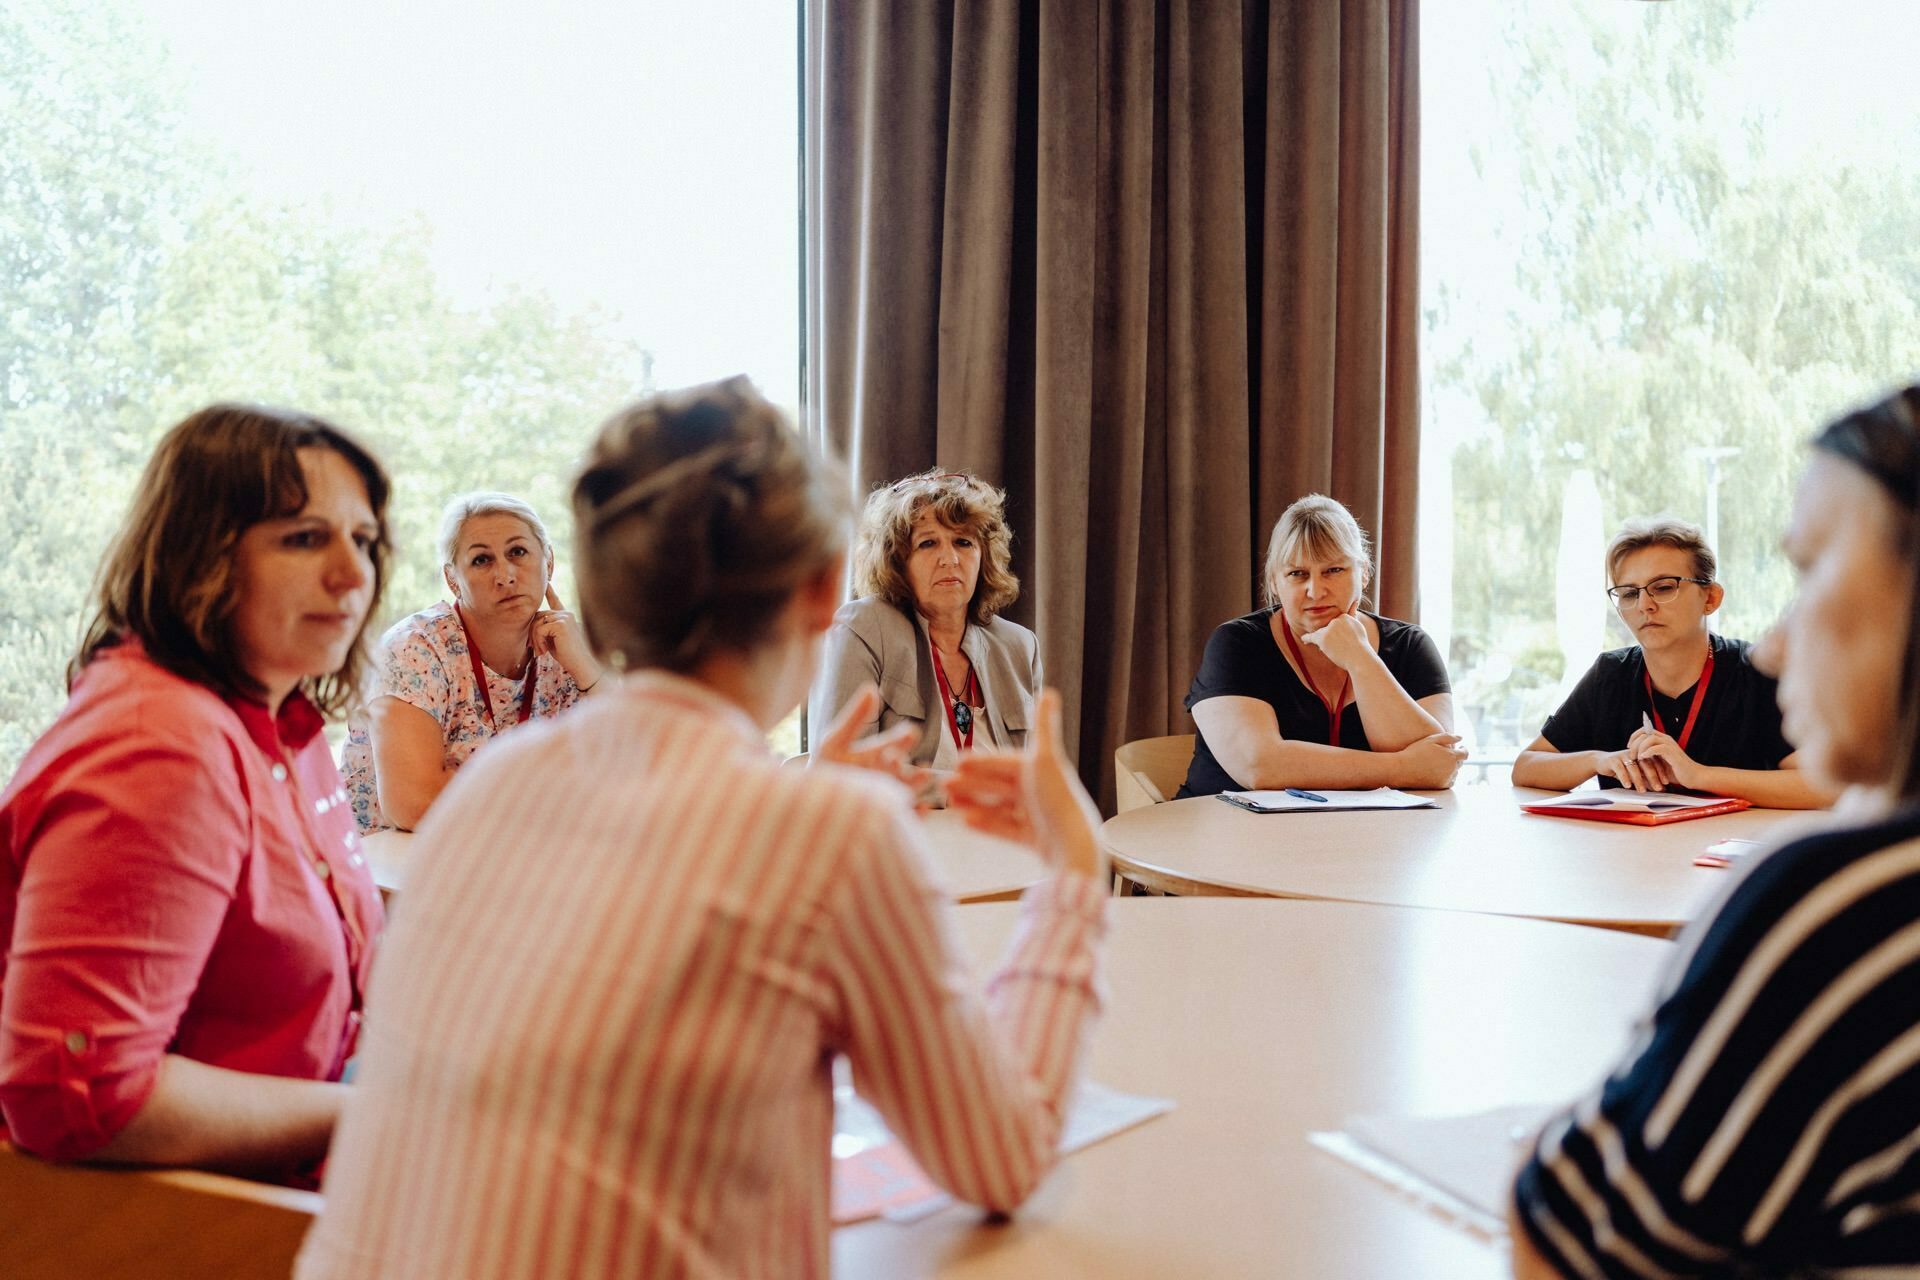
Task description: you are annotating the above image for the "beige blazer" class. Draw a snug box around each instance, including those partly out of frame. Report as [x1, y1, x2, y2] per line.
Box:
[810, 596, 1043, 766]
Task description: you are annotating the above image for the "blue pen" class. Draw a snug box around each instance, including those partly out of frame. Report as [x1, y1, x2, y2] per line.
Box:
[1284, 787, 1329, 803]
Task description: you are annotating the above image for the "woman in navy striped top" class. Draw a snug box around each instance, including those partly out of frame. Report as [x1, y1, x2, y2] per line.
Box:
[1513, 385, 1920, 1277]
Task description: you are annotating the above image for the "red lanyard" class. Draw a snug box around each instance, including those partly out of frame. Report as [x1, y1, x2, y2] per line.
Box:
[1278, 613, 1352, 744]
[1644, 648, 1715, 752]
[930, 633, 980, 752]
[456, 605, 538, 730]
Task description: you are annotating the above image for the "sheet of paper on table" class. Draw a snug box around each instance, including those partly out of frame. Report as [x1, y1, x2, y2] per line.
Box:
[1217, 787, 1437, 814]
[1309, 1103, 1557, 1239]
[831, 1080, 1175, 1226]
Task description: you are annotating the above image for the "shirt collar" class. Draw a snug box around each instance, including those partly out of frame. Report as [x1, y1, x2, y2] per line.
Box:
[227, 688, 327, 756]
[622, 669, 770, 751]
[96, 636, 326, 755]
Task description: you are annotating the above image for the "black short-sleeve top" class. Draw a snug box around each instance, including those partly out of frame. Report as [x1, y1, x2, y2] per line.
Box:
[1538, 633, 1793, 787]
[1175, 608, 1451, 798]
[1514, 806, 1920, 1277]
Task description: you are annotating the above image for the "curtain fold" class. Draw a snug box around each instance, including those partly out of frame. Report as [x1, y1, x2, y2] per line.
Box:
[805, 0, 1421, 809]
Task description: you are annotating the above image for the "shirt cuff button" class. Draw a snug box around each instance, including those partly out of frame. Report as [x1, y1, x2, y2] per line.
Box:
[271, 763, 289, 782]
[64, 1030, 88, 1053]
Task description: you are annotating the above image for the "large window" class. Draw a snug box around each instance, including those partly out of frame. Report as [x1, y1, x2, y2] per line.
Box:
[1421, 0, 1920, 769]
[1, 0, 801, 776]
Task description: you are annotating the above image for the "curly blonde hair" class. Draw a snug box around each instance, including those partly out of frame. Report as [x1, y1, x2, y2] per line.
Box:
[853, 470, 1020, 624]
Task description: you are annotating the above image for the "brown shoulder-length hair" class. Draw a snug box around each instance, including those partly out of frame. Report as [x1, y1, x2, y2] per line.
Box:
[1812, 386, 1920, 801]
[853, 470, 1019, 625]
[73, 403, 392, 716]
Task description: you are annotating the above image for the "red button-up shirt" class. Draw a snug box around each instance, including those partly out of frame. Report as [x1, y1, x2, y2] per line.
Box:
[0, 642, 383, 1161]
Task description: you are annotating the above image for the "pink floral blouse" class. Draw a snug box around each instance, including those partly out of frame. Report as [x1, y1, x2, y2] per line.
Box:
[343, 601, 582, 832]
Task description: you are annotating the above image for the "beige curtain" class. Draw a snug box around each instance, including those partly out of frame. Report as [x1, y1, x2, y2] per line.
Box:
[805, 0, 1421, 809]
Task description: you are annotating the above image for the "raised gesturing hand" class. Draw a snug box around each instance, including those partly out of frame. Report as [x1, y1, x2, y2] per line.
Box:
[814, 685, 931, 794]
[944, 690, 1106, 880]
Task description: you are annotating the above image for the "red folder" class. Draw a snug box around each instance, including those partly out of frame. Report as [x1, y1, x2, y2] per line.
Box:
[1521, 796, 1751, 826]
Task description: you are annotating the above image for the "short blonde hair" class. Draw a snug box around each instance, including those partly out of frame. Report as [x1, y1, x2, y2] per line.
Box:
[1262, 494, 1373, 607]
[853, 470, 1019, 625]
[1605, 517, 1716, 585]
[438, 491, 552, 568]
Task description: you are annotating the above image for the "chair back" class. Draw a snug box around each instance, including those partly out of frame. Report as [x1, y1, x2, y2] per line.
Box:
[0, 1141, 320, 1280]
[1113, 734, 1195, 813]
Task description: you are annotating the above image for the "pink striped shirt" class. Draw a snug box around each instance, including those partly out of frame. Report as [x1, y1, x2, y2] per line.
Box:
[297, 671, 1106, 1280]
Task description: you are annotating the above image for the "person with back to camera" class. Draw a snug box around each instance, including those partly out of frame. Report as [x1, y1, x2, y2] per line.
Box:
[810, 469, 1042, 784]
[341, 491, 605, 832]
[1175, 493, 1465, 798]
[1512, 388, 1920, 1276]
[1510, 516, 1833, 808]
[0, 404, 388, 1179]
[296, 377, 1109, 1280]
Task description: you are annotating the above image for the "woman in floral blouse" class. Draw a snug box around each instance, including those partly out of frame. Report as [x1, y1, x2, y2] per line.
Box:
[343, 492, 604, 831]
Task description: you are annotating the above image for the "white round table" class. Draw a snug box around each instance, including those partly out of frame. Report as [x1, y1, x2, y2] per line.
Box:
[833, 897, 1671, 1278]
[1101, 784, 1819, 934]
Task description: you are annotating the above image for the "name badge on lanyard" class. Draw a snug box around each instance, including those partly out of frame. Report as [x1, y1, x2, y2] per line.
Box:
[456, 605, 538, 729]
[1644, 650, 1715, 752]
[930, 631, 979, 752]
[1279, 613, 1352, 744]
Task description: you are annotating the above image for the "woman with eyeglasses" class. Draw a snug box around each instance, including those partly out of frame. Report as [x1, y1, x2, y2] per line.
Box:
[809, 470, 1041, 778]
[1512, 389, 1920, 1276]
[1511, 517, 1831, 807]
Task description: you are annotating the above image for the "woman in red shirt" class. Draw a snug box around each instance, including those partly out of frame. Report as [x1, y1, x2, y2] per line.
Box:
[0, 403, 389, 1177]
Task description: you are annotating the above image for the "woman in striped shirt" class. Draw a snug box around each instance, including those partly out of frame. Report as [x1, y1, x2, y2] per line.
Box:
[1512, 385, 1920, 1278]
[296, 377, 1110, 1280]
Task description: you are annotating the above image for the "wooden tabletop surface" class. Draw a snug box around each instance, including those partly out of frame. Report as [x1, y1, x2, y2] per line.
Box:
[834, 897, 1672, 1278]
[1100, 785, 1822, 933]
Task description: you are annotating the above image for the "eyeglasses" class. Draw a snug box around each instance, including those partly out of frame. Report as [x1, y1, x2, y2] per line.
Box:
[1606, 576, 1712, 608]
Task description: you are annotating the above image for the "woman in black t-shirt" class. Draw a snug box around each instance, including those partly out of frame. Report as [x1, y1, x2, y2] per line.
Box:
[1176, 495, 1464, 798]
[1508, 398, 1920, 1278]
[1511, 517, 1832, 809]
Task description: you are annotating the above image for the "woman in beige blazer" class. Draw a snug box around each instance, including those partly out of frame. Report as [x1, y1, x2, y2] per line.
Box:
[811, 470, 1042, 775]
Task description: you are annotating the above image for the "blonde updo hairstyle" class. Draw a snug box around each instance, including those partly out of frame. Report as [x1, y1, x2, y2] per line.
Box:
[853, 470, 1020, 625]
[1262, 493, 1374, 608]
[571, 377, 849, 673]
